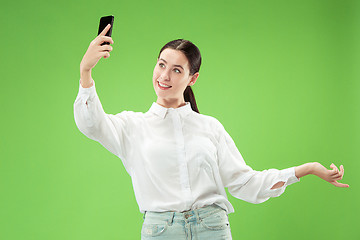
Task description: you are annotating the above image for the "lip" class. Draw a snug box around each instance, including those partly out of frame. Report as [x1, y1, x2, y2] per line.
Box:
[158, 81, 171, 87]
[157, 81, 172, 90]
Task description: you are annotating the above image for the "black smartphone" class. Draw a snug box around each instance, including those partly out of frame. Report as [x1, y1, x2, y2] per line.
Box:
[98, 15, 114, 46]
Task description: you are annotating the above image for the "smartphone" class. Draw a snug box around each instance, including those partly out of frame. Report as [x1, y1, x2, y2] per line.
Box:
[98, 15, 114, 46]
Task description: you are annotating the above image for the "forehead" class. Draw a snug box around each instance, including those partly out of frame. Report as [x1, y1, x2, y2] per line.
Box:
[159, 48, 189, 69]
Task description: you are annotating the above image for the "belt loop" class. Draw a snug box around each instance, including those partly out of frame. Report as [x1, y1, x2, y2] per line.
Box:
[143, 211, 146, 220]
[168, 212, 175, 226]
[195, 208, 201, 222]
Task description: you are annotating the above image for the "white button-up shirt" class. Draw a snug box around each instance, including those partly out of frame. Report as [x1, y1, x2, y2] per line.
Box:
[73, 80, 300, 214]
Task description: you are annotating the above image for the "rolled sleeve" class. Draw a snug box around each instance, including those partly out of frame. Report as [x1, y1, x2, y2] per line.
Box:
[78, 79, 96, 101]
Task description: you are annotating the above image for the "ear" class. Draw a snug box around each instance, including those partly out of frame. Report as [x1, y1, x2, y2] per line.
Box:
[188, 72, 199, 86]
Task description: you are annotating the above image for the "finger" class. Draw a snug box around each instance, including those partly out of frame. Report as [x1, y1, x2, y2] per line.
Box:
[332, 181, 349, 188]
[98, 36, 114, 45]
[330, 164, 337, 175]
[332, 174, 342, 180]
[102, 51, 110, 59]
[99, 44, 113, 52]
[340, 165, 345, 177]
[330, 163, 339, 174]
[99, 24, 111, 37]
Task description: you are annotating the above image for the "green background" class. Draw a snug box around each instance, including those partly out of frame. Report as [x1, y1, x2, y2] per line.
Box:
[1, 0, 358, 239]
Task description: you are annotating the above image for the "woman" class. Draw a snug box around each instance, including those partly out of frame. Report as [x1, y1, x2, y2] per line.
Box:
[74, 24, 349, 240]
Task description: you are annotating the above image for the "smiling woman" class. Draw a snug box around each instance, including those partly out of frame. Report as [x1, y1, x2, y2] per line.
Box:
[153, 39, 201, 112]
[74, 30, 349, 240]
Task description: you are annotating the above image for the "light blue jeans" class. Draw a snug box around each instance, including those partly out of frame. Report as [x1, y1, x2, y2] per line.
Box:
[141, 204, 232, 240]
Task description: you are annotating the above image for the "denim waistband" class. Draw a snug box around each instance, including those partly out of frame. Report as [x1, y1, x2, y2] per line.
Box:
[143, 204, 226, 223]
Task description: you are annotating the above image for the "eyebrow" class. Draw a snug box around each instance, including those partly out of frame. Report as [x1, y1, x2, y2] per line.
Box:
[159, 58, 184, 70]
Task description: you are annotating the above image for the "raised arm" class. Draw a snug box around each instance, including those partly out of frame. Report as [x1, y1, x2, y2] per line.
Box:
[73, 24, 132, 174]
[80, 23, 114, 88]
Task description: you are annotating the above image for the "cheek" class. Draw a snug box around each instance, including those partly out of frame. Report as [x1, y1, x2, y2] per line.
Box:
[153, 69, 160, 80]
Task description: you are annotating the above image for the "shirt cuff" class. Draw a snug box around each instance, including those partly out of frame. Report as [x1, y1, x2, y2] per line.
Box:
[283, 166, 301, 186]
[78, 79, 96, 100]
[262, 167, 300, 198]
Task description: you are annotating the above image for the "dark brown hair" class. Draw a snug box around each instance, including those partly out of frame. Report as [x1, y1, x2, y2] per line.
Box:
[157, 39, 201, 113]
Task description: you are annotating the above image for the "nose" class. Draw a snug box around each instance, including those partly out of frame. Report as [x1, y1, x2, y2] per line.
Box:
[160, 69, 171, 81]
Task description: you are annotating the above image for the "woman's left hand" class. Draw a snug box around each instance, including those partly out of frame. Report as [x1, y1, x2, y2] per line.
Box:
[311, 162, 349, 188]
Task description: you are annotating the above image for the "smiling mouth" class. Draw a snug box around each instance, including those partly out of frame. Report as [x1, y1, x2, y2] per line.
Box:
[157, 81, 172, 89]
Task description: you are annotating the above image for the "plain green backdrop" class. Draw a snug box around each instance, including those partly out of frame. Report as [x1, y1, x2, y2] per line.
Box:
[0, 0, 358, 239]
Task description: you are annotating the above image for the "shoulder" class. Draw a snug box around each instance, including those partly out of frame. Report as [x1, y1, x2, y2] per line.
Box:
[191, 111, 225, 130]
[115, 110, 144, 117]
[112, 110, 146, 123]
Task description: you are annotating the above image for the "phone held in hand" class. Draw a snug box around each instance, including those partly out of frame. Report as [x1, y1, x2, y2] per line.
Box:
[98, 15, 114, 46]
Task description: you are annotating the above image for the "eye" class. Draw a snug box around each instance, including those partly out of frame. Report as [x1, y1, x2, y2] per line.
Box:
[159, 63, 181, 73]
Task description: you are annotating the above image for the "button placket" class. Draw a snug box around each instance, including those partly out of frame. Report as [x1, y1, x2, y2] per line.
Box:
[170, 110, 192, 209]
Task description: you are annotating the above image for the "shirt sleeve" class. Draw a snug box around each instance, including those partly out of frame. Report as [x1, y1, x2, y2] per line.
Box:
[215, 119, 300, 204]
[73, 79, 133, 174]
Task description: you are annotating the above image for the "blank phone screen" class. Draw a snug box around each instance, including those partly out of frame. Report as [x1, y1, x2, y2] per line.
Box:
[98, 15, 114, 37]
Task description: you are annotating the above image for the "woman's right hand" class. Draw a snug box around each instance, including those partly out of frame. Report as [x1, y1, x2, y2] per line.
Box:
[80, 24, 114, 72]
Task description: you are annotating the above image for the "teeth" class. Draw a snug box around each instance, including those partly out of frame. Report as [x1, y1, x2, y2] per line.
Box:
[159, 82, 171, 88]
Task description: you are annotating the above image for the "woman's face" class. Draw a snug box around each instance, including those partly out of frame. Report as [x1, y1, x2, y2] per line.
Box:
[153, 48, 198, 106]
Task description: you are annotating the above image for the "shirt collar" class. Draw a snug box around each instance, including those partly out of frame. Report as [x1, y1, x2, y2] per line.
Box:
[148, 102, 193, 119]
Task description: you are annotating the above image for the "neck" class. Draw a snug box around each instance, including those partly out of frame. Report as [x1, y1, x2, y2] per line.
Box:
[156, 97, 186, 109]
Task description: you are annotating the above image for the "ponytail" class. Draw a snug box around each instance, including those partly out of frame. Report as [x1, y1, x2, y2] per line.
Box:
[184, 86, 199, 113]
